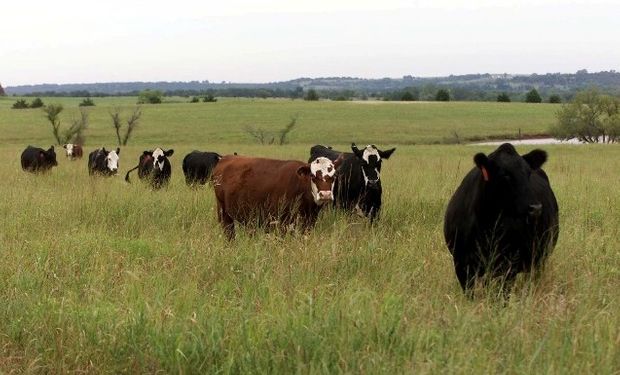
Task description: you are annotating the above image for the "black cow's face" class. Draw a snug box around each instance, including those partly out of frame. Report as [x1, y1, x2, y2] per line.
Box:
[151, 148, 174, 172]
[474, 143, 547, 218]
[351, 143, 396, 190]
[43, 145, 58, 166]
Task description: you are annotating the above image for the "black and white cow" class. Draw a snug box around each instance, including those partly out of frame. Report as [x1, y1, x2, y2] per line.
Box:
[21, 145, 58, 173]
[309, 143, 396, 222]
[88, 147, 120, 176]
[444, 143, 559, 296]
[125, 148, 174, 188]
[182, 150, 222, 186]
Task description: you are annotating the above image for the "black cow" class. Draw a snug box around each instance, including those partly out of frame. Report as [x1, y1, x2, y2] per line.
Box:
[88, 147, 120, 176]
[444, 143, 559, 296]
[309, 143, 396, 222]
[21, 145, 58, 173]
[125, 148, 174, 188]
[182, 150, 222, 186]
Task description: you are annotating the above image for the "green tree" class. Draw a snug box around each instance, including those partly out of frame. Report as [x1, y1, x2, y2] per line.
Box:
[202, 94, 217, 102]
[12, 99, 29, 109]
[551, 88, 620, 143]
[435, 89, 450, 101]
[137, 89, 163, 104]
[190, 96, 200, 103]
[79, 98, 96, 106]
[304, 89, 319, 101]
[401, 91, 415, 101]
[30, 98, 44, 108]
[525, 89, 542, 103]
[497, 93, 511, 102]
[548, 94, 562, 104]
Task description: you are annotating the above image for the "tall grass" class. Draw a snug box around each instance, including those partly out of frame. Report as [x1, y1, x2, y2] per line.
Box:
[0, 142, 618, 373]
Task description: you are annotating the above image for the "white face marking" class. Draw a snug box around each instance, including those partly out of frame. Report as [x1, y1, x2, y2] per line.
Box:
[106, 151, 119, 172]
[309, 156, 336, 205]
[361, 145, 380, 184]
[152, 148, 165, 171]
[64, 144, 74, 157]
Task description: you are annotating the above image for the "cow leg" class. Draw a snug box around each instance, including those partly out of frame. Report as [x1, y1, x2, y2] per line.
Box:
[217, 203, 235, 240]
[454, 260, 476, 298]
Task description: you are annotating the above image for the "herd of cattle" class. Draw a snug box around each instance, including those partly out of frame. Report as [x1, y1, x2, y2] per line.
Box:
[19, 142, 559, 296]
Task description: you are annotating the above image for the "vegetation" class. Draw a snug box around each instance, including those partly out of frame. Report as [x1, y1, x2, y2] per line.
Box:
[11, 99, 30, 109]
[548, 94, 562, 104]
[79, 97, 96, 107]
[109, 106, 143, 146]
[304, 89, 320, 101]
[41, 104, 88, 145]
[497, 93, 511, 102]
[244, 115, 299, 145]
[435, 89, 450, 101]
[525, 89, 542, 103]
[190, 96, 200, 103]
[202, 94, 217, 103]
[0, 82, 5, 96]
[137, 89, 163, 104]
[551, 88, 620, 143]
[30, 97, 45, 108]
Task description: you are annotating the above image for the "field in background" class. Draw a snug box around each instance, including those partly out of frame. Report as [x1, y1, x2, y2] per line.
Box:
[0, 99, 618, 373]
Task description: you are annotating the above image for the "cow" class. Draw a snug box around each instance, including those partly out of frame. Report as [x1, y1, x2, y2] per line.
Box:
[182, 150, 222, 186]
[63, 144, 83, 159]
[443, 143, 559, 297]
[125, 148, 174, 188]
[88, 147, 120, 176]
[309, 143, 396, 222]
[21, 145, 58, 173]
[212, 154, 344, 239]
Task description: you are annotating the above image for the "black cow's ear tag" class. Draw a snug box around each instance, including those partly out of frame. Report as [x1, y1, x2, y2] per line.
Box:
[481, 167, 489, 182]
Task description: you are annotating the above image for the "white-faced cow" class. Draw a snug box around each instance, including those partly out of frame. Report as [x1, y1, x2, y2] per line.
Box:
[212, 155, 343, 240]
[63, 144, 83, 160]
[21, 145, 58, 173]
[309, 143, 396, 222]
[88, 147, 120, 176]
[444, 143, 559, 297]
[125, 148, 174, 189]
[182, 150, 222, 186]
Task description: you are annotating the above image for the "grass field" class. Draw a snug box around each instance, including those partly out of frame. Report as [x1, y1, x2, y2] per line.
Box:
[0, 99, 618, 373]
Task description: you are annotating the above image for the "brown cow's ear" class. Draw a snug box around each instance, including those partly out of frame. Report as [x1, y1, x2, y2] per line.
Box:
[474, 153, 490, 181]
[333, 153, 345, 169]
[297, 165, 311, 178]
[523, 149, 547, 170]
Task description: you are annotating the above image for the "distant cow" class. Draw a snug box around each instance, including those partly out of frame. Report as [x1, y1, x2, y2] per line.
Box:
[125, 148, 174, 188]
[444, 143, 559, 296]
[309, 143, 396, 222]
[88, 147, 120, 176]
[212, 155, 343, 239]
[63, 144, 83, 159]
[21, 145, 58, 173]
[182, 150, 222, 186]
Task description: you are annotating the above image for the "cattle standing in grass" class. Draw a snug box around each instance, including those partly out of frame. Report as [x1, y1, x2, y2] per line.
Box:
[212, 155, 343, 239]
[21, 145, 58, 173]
[125, 148, 174, 188]
[88, 147, 120, 176]
[309, 143, 396, 222]
[182, 150, 222, 186]
[443, 143, 559, 296]
[63, 144, 83, 159]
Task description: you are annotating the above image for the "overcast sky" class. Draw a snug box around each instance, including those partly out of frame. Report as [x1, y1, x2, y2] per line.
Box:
[1, 0, 619, 86]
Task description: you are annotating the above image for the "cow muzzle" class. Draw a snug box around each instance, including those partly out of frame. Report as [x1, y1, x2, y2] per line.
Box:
[317, 190, 334, 202]
[528, 203, 542, 217]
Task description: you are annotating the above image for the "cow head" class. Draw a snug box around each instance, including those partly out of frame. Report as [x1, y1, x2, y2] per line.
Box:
[102, 147, 120, 174]
[351, 143, 396, 190]
[63, 143, 74, 157]
[151, 148, 174, 172]
[474, 143, 547, 218]
[298, 155, 344, 205]
[40, 145, 58, 166]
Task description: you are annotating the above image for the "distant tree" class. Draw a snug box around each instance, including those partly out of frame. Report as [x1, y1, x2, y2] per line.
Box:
[137, 89, 163, 104]
[291, 86, 304, 99]
[190, 96, 200, 103]
[109, 106, 143, 146]
[0, 83, 6, 96]
[401, 91, 415, 101]
[333, 96, 348, 101]
[435, 89, 450, 101]
[79, 98, 96, 106]
[525, 89, 542, 103]
[12, 99, 30, 109]
[30, 98, 44, 108]
[497, 93, 511, 102]
[202, 94, 217, 102]
[65, 109, 89, 145]
[548, 94, 562, 104]
[551, 88, 619, 143]
[304, 89, 319, 101]
[41, 104, 86, 144]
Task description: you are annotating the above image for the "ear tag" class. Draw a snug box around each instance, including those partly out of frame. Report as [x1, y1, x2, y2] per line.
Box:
[481, 167, 489, 182]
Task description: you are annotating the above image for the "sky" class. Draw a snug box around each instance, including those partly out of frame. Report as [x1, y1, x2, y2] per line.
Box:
[1, 0, 619, 86]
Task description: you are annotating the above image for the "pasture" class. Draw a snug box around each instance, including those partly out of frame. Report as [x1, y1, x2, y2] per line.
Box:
[0, 99, 618, 373]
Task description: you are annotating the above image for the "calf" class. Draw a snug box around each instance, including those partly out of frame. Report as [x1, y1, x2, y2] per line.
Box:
[309, 143, 396, 222]
[125, 148, 174, 188]
[88, 147, 120, 176]
[444, 143, 559, 296]
[21, 145, 58, 173]
[212, 155, 343, 239]
[182, 150, 222, 186]
[63, 144, 83, 159]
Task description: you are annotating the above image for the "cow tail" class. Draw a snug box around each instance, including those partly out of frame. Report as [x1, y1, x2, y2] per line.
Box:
[125, 165, 139, 183]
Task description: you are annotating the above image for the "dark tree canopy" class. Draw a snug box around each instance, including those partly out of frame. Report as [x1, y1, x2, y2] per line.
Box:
[548, 94, 562, 104]
[304, 89, 319, 101]
[525, 89, 542, 103]
[435, 89, 450, 101]
[497, 93, 511, 102]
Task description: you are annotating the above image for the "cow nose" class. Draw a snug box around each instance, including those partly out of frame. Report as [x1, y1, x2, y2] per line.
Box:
[528, 203, 542, 217]
[367, 180, 379, 188]
[318, 191, 333, 200]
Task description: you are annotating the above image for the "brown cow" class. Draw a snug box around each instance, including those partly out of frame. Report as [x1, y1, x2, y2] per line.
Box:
[212, 155, 343, 239]
[63, 144, 83, 159]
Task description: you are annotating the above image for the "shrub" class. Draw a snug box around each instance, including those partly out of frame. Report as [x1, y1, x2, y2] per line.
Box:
[30, 98, 44, 108]
[497, 93, 511, 102]
[137, 89, 163, 104]
[548, 94, 562, 104]
[190, 97, 200, 103]
[435, 89, 450, 101]
[79, 98, 95, 107]
[401, 91, 415, 101]
[202, 95, 217, 103]
[525, 89, 542, 103]
[12, 99, 29, 109]
[304, 89, 319, 101]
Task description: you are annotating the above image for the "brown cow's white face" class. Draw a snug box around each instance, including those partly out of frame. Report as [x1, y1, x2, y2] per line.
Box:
[309, 156, 337, 205]
[106, 149, 120, 173]
[63, 144, 74, 157]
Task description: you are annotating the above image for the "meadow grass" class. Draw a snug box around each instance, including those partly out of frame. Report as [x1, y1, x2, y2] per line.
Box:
[0, 99, 618, 373]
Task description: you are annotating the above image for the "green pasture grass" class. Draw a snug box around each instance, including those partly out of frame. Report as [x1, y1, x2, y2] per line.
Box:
[0, 141, 618, 373]
[0, 97, 558, 146]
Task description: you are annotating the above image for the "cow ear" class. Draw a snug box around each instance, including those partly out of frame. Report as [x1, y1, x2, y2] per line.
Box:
[522, 149, 547, 170]
[333, 153, 345, 169]
[297, 165, 312, 178]
[474, 153, 491, 181]
[102, 147, 107, 153]
[49, 145, 55, 151]
[116, 147, 120, 155]
[379, 147, 396, 159]
[63, 144, 67, 149]
[164, 149, 174, 157]
[351, 143, 363, 158]
[143, 150, 152, 156]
